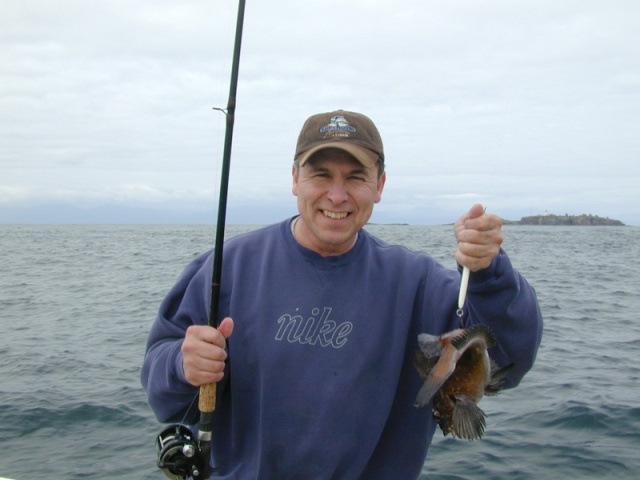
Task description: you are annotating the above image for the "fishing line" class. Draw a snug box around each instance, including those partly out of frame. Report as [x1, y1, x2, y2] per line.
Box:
[210, 3, 238, 213]
[176, 0, 237, 426]
[455, 136, 498, 329]
[456, 204, 488, 328]
[155, 1, 247, 479]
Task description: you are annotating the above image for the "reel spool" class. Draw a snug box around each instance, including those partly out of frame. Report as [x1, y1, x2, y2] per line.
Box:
[156, 425, 206, 480]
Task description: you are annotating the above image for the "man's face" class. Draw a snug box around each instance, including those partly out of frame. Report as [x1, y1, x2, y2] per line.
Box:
[292, 148, 386, 256]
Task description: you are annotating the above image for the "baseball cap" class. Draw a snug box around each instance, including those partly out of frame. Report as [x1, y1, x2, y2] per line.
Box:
[294, 110, 384, 169]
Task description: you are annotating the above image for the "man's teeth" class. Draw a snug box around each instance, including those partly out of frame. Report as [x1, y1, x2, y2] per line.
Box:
[323, 210, 348, 219]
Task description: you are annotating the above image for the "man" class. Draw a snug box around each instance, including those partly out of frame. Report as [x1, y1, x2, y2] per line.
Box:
[142, 110, 543, 479]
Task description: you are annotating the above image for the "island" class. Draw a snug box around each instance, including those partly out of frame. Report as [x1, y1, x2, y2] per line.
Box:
[505, 213, 625, 226]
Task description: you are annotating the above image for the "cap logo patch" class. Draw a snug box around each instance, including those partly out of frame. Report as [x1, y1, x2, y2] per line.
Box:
[319, 115, 356, 136]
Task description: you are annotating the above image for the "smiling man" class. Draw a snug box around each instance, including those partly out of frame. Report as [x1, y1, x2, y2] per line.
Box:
[291, 112, 386, 257]
[292, 146, 385, 256]
[142, 110, 543, 479]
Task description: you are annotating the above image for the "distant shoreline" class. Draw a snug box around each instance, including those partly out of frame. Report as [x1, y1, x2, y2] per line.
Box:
[503, 214, 625, 226]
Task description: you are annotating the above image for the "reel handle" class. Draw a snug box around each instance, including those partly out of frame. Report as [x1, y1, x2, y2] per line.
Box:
[156, 425, 206, 480]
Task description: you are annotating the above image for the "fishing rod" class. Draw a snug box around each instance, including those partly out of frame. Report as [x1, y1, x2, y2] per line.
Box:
[156, 1, 246, 478]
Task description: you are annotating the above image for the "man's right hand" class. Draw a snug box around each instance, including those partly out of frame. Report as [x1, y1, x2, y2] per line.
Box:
[181, 317, 234, 386]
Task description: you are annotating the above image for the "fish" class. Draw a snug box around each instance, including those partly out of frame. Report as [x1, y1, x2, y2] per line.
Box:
[412, 323, 513, 440]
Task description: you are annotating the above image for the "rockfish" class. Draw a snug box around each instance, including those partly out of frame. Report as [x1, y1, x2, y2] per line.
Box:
[412, 324, 512, 440]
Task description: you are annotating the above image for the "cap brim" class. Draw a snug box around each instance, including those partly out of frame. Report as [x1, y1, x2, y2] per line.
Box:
[296, 142, 379, 169]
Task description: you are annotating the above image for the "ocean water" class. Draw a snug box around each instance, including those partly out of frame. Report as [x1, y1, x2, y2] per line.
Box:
[1, 223, 639, 479]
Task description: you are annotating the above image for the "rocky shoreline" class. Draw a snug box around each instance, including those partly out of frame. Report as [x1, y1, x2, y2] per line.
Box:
[504, 213, 624, 226]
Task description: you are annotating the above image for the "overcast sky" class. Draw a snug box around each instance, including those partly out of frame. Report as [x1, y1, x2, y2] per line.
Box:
[2, 0, 639, 225]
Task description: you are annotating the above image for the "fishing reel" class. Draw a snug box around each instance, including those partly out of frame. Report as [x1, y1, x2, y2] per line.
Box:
[156, 425, 207, 480]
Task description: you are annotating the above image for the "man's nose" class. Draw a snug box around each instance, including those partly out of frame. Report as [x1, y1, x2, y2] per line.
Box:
[327, 180, 349, 204]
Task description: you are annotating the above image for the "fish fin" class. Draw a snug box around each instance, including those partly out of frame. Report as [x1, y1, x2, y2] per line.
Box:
[485, 362, 515, 395]
[417, 333, 443, 358]
[414, 376, 445, 408]
[451, 395, 487, 440]
[450, 324, 496, 351]
[412, 350, 439, 379]
[413, 346, 458, 408]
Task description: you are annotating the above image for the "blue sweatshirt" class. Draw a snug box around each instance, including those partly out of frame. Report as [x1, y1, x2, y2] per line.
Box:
[141, 218, 542, 479]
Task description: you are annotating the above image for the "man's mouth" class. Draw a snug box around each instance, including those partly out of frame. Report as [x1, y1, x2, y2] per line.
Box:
[323, 210, 349, 220]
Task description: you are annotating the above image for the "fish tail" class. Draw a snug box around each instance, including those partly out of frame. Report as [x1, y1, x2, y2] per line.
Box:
[451, 395, 487, 440]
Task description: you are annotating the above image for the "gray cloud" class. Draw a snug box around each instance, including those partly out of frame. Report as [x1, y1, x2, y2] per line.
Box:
[1, 0, 639, 224]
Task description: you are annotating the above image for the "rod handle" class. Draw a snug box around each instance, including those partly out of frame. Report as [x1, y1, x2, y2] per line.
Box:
[199, 383, 216, 413]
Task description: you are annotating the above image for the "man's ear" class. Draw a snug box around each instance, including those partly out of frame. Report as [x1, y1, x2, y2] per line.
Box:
[374, 172, 386, 203]
[291, 164, 299, 196]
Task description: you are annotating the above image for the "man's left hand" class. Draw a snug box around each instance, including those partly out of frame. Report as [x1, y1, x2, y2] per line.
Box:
[454, 203, 503, 272]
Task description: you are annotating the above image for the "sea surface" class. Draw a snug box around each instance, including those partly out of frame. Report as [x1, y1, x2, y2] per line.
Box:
[1, 224, 639, 479]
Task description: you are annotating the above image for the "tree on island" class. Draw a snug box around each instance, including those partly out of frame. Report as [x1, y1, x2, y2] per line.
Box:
[516, 213, 624, 226]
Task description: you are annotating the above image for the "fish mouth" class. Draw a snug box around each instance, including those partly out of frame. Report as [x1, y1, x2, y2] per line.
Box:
[323, 210, 350, 220]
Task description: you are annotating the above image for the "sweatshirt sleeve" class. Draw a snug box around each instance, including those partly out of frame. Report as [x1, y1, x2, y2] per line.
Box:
[464, 249, 543, 389]
[140, 251, 213, 424]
